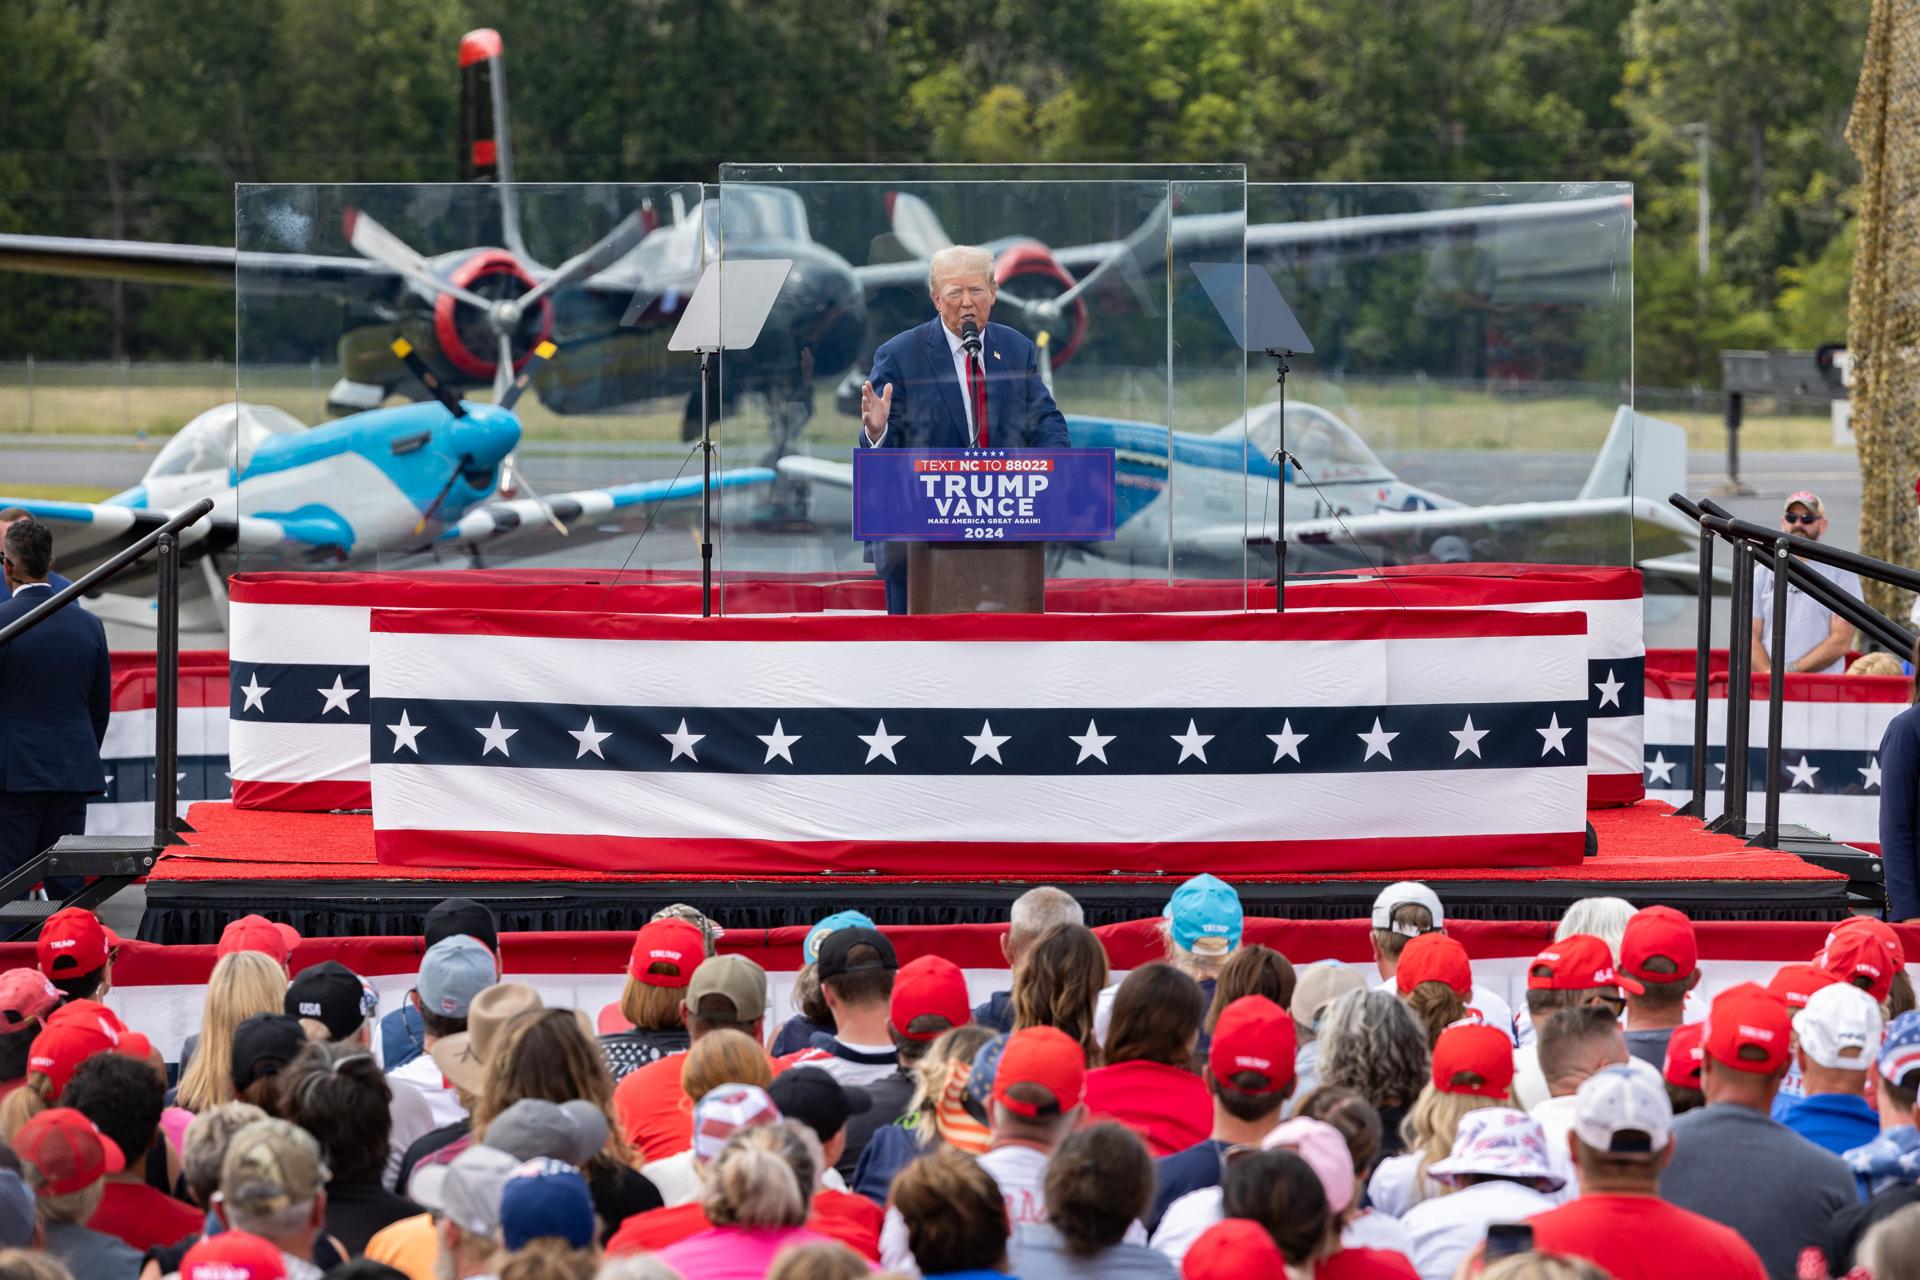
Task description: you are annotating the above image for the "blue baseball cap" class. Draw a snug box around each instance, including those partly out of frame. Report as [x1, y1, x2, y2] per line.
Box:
[804, 910, 877, 964]
[1166, 874, 1243, 956]
[418, 935, 497, 1019]
[961, 1033, 1009, 1125]
[1880, 1011, 1920, 1088]
[499, 1157, 595, 1250]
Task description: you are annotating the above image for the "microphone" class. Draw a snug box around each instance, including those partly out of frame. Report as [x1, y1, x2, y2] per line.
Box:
[960, 317, 981, 356]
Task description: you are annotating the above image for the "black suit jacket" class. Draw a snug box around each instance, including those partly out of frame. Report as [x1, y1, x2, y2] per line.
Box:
[0, 585, 111, 794]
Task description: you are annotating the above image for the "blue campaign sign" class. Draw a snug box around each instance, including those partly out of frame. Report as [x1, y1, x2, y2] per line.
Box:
[853, 448, 1116, 542]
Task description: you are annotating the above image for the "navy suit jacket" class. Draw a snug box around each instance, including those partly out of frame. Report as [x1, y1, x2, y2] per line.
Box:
[0, 570, 70, 602]
[0, 584, 110, 794]
[859, 318, 1071, 578]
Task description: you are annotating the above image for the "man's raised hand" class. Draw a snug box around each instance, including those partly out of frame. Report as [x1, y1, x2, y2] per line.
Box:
[861, 379, 893, 442]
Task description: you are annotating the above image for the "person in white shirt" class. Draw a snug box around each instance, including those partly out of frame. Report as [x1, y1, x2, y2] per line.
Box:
[1752, 491, 1861, 676]
[1528, 1004, 1628, 1203]
[1400, 1108, 1564, 1280]
[385, 935, 497, 1127]
[1366, 882, 1515, 1045]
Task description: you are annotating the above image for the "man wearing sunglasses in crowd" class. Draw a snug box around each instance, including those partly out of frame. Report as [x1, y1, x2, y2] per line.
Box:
[1751, 491, 1860, 676]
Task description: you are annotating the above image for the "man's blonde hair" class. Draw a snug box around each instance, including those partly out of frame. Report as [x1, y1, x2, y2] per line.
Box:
[929, 245, 994, 295]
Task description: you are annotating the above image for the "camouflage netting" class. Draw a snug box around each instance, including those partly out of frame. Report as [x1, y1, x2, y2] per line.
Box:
[1847, 0, 1920, 623]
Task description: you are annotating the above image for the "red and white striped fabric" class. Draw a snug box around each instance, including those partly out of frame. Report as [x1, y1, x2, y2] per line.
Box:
[368, 607, 1593, 876]
[88, 651, 230, 836]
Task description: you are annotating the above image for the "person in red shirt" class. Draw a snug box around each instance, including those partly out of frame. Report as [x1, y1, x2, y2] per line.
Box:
[60, 1051, 203, 1250]
[612, 953, 769, 1161]
[1525, 1059, 1765, 1280]
[1084, 962, 1212, 1156]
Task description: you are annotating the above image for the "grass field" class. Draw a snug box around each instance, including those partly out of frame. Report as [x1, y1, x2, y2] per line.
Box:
[0, 360, 1845, 455]
[0, 483, 118, 502]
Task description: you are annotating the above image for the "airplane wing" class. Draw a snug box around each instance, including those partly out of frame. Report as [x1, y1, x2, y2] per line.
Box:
[436, 467, 779, 550]
[0, 234, 401, 298]
[0, 498, 240, 580]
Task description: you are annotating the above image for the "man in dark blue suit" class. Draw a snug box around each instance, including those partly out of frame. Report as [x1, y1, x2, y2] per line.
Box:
[0, 519, 110, 881]
[858, 245, 1071, 614]
[0, 509, 70, 601]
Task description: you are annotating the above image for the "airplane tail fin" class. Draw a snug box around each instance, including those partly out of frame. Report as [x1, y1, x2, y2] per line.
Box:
[1577, 404, 1690, 504]
[457, 29, 529, 262]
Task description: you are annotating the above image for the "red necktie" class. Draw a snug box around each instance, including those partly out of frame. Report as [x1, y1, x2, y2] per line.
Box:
[967, 351, 988, 448]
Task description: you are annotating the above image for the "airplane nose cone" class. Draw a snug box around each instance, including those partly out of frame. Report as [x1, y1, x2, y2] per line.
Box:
[458, 403, 523, 467]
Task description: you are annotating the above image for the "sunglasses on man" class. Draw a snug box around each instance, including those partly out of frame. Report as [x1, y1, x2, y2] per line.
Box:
[1783, 511, 1821, 526]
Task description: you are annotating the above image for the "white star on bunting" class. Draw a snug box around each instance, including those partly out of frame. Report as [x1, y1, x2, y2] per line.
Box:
[757, 720, 800, 765]
[1266, 720, 1307, 764]
[1786, 754, 1820, 790]
[1594, 669, 1624, 709]
[964, 719, 1011, 765]
[1861, 756, 1882, 790]
[239, 673, 269, 713]
[1358, 717, 1398, 762]
[475, 712, 517, 757]
[661, 718, 704, 763]
[1449, 715, 1488, 760]
[388, 711, 425, 754]
[1537, 713, 1571, 757]
[317, 674, 359, 716]
[1069, 719, 1115, 765]
[1645, 752, 1676, 786]
[569, 716, 612, 760]
[1715, 759, 1729, 782]
[859, 719, 904, 765]
[1171, 719, 1214, 764]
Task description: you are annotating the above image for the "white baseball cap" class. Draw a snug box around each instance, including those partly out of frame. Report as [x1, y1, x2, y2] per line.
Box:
[1572, 1059, 1673, 1155]
[1371, 882, 1443, 936]
[1794, 982, 1884, 1072]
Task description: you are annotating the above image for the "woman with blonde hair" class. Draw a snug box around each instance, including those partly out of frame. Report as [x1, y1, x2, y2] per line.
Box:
[175, 950, 288, 1113]
[1011, 922, 1107, 1065]
[1366, 1023, 1517, 1216]
[657, 1121, 841, 1278]
[640, 1028, 774, 1206]
[848, 1023, 993, 1201]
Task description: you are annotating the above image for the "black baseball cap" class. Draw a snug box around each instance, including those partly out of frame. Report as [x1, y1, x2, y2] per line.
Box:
[230, 1013, 308, 1092]
[816, 927, 898, 982]
[425, 898, 498, 953]
[286, 961, 374, 1042]
[767, 1065, 872, 1142]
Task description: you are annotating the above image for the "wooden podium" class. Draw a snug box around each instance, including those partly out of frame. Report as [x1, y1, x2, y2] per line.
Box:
[906, 541, 1044, 613]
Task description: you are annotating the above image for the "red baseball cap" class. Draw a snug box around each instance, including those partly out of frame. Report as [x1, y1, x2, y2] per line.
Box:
[1396, 932, 1471, 996]
[993, 1025, 1086, 1118]
[27, 1022, 118, 1097]
[1663, 1022, 1706, 1089]
[36, 908, 116, 980]
[1703, 981, 1793, 1075]
[1822, 930, 1894, 1003]
[15, 1107, 124, 1195]
[890, 955, 972, 1041]
[1208, 995, 1298, 1094]
[1430, 1022, 1515, 1098]
[1767, 962, 1841, 1011]
[1621, 906, 1698, 989]
[1528, 934, 1633, 994]
[216, 915, 301, 966]
[46, 999, 128, 1044]
[0, 968, 61, 1030]
[181, 1231, 287, 1280]
[1182, 1218, 1284, 1280]
[1830, 916, 1906, 968]
[627, 918, 704, 988]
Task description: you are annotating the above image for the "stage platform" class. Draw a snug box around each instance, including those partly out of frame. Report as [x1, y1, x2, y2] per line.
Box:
[132, 799, 1867, 943]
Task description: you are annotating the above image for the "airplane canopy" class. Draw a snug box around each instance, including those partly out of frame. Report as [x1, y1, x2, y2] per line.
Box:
[148, 402, 306, 479]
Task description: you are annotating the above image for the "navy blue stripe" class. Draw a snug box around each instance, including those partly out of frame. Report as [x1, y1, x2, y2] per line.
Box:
[368, 699, 1588, 775]
[1642, 742, 1882, 797]
[99, 755, 232, 803]
[231, 663, 371, 724]
[1588, 656, 1643, 718]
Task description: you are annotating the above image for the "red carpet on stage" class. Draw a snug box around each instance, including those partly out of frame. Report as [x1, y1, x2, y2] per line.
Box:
[158, 799, 1841, 888]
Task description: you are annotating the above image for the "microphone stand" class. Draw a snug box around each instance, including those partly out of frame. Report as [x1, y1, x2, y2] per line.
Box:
[1265, 346, 1292, 613]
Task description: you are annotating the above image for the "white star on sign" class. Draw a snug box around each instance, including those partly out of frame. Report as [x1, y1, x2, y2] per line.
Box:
[476, 712, 517, 757]
[1069, 719, 1115, 765]
[1715, 759, 1729, 782]
[388, 711, 425, 754]
[1861, 756, 1882, 790]
[757, 719, 800, 765]
[661, 718, 704, 763]
[239, 673, 269, 713]
[1266, 719, 1308, 764]
[569, 716, 612, 760]
[317, 674, 359, 716]
[1594, 668, 1624, 709]
[859, 719, 904, 764]
[1645, 752, 1676, 786]
[1786, 754, 1820, 790]
[965, 719, 1011, 765]
[1358, 717, 1398, 762]
[1449, 715, 1489, 760]
[1171, 719, 1214, 764]
[1537, 713, 1571, 757]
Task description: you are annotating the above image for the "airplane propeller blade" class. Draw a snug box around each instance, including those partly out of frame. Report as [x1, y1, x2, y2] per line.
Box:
[516, 210, 649, 310]
[888, 192, 955, 261]
[497, 339, 556, 414]
[344, 208, 495, 311]
[493, 332, 515, 403]
[413, 451, 476, 535]
[1049, 197, 1171, 313]
[499, 455, 570, 537]
[389, 338, 467, 418]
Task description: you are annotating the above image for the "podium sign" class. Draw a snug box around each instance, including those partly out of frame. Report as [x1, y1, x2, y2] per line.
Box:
[853, 448, 1116, 542]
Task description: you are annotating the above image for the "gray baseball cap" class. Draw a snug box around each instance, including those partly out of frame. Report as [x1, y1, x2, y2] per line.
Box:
[0, 1169, 31, 1246]
[483, 1098, 609, 1167]
[418, 935, 497, 1019]
[410, 1143, 520, 1235]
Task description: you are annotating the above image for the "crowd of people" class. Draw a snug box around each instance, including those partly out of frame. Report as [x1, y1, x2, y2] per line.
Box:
[0, 880, 1910, 1280]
